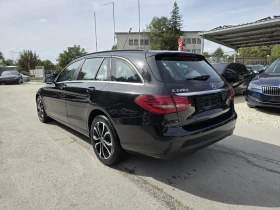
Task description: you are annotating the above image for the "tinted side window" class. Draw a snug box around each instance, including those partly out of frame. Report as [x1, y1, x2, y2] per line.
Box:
[112, 58, 141, 83]
[57, 60, 82, 82]
[96, 58, 110, 81]
[77, 58, 103, 80]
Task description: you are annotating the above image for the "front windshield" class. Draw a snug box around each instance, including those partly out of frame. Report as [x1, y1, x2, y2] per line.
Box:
[265, 62, 280, 73]
[0, 70, 19, 76]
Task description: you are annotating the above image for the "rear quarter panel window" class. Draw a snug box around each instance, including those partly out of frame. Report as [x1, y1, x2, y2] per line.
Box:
[111, 58, 141, 83]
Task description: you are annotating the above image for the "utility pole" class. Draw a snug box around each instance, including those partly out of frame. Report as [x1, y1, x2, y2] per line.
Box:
[94, 12, 98, 52]
[103, 2, 116, 46]
[138, 0, 141, 49]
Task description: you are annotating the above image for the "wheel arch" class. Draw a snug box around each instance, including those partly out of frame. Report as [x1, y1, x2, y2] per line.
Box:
[87, 107, 117, 137]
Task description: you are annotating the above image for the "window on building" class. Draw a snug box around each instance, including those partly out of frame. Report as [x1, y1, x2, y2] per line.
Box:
[186, 49, 191, 52]
[186, 38, 191, 44]
[197, 38, 201, 44]
[134, 39, 138, 45]
[129, 39, 133, 45]
[140, 39, 144, 45]
[77, 58, 103, 80]
[192, 49, 196, 53]
[196, 49, 201, 54]
[192, 38, 197, 44]
[111, 58, 142, 83]
[145, 39, 149, 45]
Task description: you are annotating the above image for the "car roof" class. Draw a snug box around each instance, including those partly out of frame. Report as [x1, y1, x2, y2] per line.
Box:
[75, 50, 204, 60]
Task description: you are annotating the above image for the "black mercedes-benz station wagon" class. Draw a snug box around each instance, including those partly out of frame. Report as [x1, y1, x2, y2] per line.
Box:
[36, 50, 237, 165]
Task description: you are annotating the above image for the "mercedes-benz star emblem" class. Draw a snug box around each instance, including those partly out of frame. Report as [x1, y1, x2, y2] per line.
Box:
[210, 83, 217, 89]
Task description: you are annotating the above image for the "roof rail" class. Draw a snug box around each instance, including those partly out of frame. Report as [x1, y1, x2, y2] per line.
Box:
[74, 49, 145, 60]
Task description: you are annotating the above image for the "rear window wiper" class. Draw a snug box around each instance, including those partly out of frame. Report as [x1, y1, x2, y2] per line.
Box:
[185, 75, 210, 81]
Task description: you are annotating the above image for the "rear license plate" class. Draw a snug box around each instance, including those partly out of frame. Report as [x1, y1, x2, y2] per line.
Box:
[196, 94, 221, 110]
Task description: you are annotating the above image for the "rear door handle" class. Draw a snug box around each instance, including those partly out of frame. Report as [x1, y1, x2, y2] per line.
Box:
[86, 87, 95, 93]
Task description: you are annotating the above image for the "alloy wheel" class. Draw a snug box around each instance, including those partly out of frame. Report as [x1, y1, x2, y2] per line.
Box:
[93, 122, 113, 159]
[37, 97, 44, 119]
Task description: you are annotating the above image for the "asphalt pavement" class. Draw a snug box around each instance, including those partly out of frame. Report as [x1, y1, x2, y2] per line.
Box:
[0, 83, 280, 210]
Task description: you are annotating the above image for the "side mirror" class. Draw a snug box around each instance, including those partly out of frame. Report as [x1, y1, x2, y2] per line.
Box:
[45, 75, 55, 84]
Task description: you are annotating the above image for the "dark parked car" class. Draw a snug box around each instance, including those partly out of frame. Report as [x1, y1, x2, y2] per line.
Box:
[246, 65, 265, 75]
[20, 73, 30, 82]
[36, 50, 237, 165]
[246, 58, 280, 108]
[212, 62, 254, 94]
[0, 70, 23, 84]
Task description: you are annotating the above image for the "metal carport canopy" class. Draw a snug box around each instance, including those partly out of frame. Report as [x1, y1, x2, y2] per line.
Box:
[199, 16, 280, 50]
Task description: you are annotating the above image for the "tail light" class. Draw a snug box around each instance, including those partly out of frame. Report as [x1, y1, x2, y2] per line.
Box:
[228, 88, 234, 100]
[135, 95, 191, 114]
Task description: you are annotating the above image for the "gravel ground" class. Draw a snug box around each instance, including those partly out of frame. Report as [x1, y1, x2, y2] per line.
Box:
[1, 83, 280, 210]
[234, 95, 280, 129]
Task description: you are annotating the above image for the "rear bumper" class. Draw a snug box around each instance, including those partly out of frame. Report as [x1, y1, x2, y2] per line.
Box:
[246, 90, 280, 108]
[116, 112, 237, 159]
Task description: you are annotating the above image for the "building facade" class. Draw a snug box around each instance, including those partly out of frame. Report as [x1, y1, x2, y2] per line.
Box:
[179, 31, 202, 54]
[115, 32, 150, 50]
[115, 31, 202, 53]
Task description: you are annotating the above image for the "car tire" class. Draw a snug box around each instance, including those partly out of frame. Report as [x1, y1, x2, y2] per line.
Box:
[90, 115, 124, 166]
[18, 79, 21, 84]
[247, 103, 255, 108]
[36, 96, 51, 123]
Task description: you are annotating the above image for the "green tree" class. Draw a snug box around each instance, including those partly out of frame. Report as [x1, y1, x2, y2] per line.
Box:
[17, 50, 40, 72]
[5, 59, 15, 66]
[146, 2, 183, 50]
[57, 45, 87, 69]
[38, 60, 55, 70]
[168, 1, 184, 50]
[0, 51, 5, 65]
[146, 17, 170, 50]
[239, 46, 271, 57]
[203, 52, 210, 58]
[112, 44, 117, 50]
[212, 47, 224, 57]
[269, 44, 280, 63]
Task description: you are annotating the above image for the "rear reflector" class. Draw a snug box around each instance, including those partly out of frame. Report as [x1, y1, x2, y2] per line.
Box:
[135, 95, 190, 114]
[228, 88, 234, 100]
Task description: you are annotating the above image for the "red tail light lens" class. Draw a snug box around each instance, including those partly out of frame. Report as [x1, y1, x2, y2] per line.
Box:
[228, 88, 234, 100]
[135, 95, 190, 114]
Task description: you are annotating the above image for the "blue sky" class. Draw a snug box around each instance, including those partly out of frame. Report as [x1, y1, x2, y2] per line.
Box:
[1, 0, 280, 62]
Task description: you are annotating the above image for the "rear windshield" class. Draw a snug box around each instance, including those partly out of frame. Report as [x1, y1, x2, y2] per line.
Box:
[155, 54, 221, 83]
[211, 63, 227, 74]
